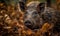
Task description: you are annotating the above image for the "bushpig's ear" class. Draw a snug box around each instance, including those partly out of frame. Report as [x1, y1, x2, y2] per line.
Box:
[19, 2, 26, 12]
[37, 3, 45, 14]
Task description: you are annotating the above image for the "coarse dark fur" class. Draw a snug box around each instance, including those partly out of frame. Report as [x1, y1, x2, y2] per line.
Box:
[19, 1, 60, 34]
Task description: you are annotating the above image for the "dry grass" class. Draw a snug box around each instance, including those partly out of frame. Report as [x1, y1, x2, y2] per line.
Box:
[0, 3, 60, 36]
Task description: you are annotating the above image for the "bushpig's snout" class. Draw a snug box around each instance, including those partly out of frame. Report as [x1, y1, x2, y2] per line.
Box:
[24, 20, 34, 29]
[24, 20, 33, 26]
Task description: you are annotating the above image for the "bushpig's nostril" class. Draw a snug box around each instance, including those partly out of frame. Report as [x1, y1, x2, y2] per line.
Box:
[24, 20, 32, 25]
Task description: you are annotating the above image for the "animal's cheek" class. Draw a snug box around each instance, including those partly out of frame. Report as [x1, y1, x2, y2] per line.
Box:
[23, 16, 27, 21]
[33, 18, 40, 25]
[40, 18, 44, 25]
[23, 15, 27, 20]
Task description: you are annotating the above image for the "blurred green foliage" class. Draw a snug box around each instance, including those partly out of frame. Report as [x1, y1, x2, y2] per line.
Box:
[0, 0, 19, 5]
[51, 0, 56, 3]
[0, 0, 56, 5]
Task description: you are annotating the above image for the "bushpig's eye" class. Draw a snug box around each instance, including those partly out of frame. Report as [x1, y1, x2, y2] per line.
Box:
[25, 12, 28, 15]
[32, 12, 38, 18]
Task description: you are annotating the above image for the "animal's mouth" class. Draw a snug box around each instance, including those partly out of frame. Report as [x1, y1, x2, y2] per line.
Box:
[24, 21, 40, 30]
